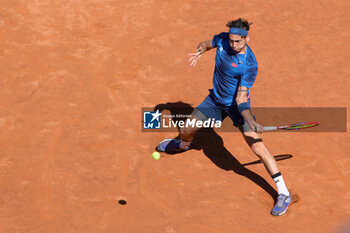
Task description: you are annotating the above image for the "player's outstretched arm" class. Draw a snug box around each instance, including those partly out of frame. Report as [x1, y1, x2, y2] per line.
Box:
[236, 85, 264, 133]
[188, 39, 214, 66]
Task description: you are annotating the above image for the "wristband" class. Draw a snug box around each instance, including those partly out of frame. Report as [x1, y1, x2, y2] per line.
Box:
[237, 102, 251, 114]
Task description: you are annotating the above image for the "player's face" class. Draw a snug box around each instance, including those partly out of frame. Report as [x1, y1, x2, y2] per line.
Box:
[229, 34, 249, 53]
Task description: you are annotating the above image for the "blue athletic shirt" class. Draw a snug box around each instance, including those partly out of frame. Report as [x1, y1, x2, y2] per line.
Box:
[210, 32, 258, 106]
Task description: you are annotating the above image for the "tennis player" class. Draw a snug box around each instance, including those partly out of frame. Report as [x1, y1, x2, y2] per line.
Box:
[157, 18, 292, 216]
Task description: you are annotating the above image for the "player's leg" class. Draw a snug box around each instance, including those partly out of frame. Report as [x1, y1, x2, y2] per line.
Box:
[228, 106, 292, 216]
[157, 94, 222, 153]
[241, 130, 280, 175]
[156, 113, 202, 153]
[241, 130, 292, 216]
[178, 111, 206, 149]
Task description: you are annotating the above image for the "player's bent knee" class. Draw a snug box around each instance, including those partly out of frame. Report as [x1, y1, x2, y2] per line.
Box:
[243, 131, 263, 148]
[251, 142, 268, 157]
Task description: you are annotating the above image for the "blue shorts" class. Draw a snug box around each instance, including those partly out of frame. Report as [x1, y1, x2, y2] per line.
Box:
[193, 91, 253, 132]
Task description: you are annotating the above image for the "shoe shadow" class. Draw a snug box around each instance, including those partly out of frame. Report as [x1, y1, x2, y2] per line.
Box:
[154, 101, 293, 201]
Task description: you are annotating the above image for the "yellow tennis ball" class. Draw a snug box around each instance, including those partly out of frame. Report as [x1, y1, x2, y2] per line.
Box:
[152, 151, 161, 160]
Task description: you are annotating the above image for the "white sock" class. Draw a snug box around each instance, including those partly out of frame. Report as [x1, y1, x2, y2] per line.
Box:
[272, 172, 290, 196]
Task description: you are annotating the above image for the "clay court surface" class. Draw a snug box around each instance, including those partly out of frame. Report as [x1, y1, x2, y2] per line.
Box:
[1, 0, 350, 232]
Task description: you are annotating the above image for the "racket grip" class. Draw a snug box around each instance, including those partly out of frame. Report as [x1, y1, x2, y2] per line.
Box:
[263, 126, 278, 131]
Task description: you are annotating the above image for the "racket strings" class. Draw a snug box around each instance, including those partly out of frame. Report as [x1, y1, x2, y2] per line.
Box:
[286, 122, 319, 130]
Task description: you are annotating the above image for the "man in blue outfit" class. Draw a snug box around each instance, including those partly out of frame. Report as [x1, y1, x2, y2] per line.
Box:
[157, 18, 292, 216]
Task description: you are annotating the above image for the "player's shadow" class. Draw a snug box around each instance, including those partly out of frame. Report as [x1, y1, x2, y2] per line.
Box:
[154, 101, 293, 201]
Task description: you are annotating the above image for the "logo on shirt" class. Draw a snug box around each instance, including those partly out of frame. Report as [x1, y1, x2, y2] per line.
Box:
[143, 110, 161, 129]
[231, 63, 237, 67]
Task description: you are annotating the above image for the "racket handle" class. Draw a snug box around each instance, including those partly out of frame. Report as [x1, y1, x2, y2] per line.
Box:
[263, 126, 278, 131]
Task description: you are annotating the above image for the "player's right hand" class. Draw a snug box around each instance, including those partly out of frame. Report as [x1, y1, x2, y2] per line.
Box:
[188, 47, 203, 66]
[253, 122, 264, 133]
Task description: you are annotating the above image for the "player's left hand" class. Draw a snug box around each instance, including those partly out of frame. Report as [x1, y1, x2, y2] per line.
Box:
[188, 48, 203, 66]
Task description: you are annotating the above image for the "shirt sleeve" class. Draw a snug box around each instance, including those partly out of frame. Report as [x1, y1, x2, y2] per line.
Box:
[212, 32, 226, 48]
[240, 65, 258, 88]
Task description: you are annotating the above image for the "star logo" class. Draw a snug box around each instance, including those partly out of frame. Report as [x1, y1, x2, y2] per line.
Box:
[150, 110, 161, 122]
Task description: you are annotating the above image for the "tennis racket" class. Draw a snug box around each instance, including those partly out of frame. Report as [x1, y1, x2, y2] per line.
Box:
[263, 122, 319, 131]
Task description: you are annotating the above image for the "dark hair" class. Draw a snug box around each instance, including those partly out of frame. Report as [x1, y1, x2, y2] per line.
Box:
[226, 18, 252, 31]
